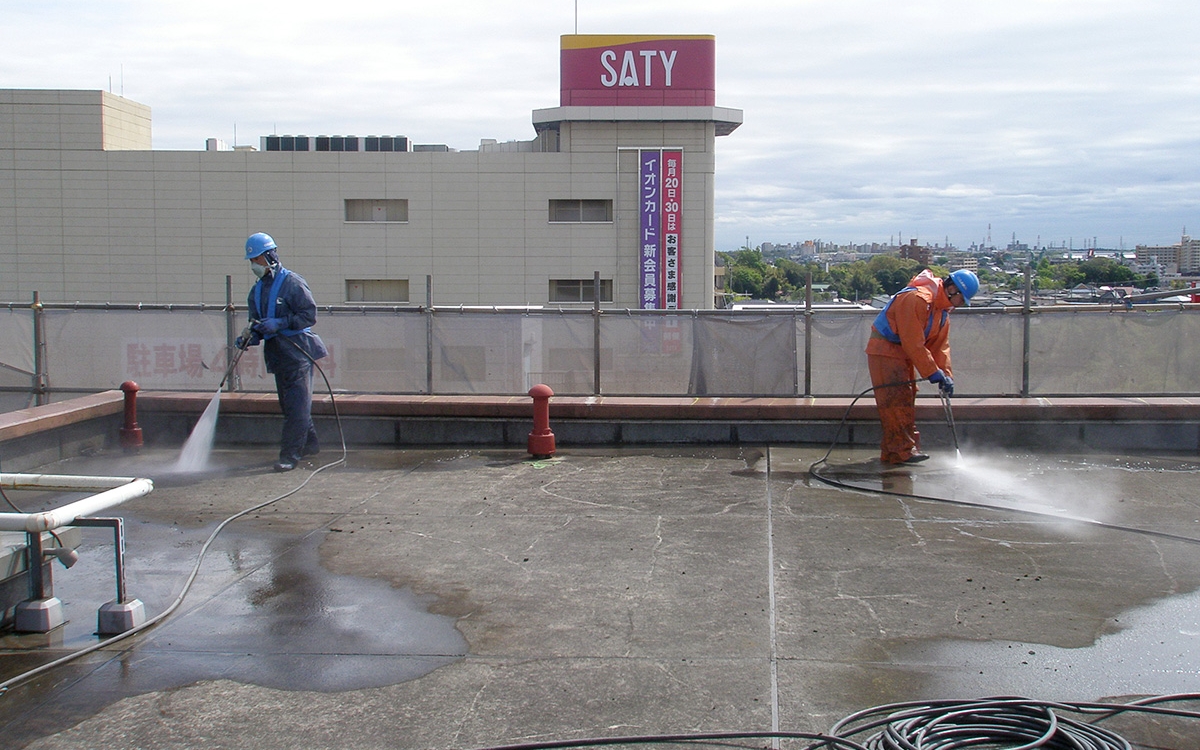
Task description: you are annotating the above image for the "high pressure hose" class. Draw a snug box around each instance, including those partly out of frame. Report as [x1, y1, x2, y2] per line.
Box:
[809, 379, 918, 468]
[0, 336, 347, 697]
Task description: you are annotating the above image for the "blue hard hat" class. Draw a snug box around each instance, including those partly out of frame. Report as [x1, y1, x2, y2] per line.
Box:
[245, 232, 277, 260]
[948, 269, 979, 304]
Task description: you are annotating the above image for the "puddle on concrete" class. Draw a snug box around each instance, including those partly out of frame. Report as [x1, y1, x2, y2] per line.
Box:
[35, 527, 467, 691]
[0, 521, 467, 746]
[141, 530, 468, 691]
[888, 587, 1200, 698]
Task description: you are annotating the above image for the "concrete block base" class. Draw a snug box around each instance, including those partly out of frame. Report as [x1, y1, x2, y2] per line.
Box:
[98, 599, 146, 635]
[15, 597, 65, 633]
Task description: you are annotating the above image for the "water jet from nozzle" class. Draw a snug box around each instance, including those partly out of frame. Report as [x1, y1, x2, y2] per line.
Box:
[173, 388, 221, 472]
[173, 332, 250, 472]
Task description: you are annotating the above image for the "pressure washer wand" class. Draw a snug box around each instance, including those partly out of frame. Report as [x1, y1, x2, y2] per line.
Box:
[941, 390, 961, 456]
[218, 327, 252, 390]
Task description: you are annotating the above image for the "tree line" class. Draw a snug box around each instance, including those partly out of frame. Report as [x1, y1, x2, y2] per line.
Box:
[718, 249, 1162, 303]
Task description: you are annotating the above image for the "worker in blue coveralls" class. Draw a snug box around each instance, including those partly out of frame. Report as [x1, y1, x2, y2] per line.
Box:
[235, 232, 329, 472]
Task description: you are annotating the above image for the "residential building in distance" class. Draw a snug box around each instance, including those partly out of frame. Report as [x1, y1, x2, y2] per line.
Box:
[898, 238, 933, 267]
[1136, 234, 1199, 275]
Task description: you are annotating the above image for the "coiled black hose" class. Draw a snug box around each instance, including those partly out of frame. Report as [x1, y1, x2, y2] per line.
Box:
[463, 695, 1200, 749]
[828, 697, 1133, 750]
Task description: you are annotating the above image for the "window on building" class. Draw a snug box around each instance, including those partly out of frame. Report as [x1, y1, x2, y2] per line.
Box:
[346, 279, 410, 302]
[549, 278, 613, 303]
[548, 199, 613, 223]
[345, 199, 408, 222]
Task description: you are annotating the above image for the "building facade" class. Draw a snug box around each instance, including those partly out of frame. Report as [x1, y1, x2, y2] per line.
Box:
[0, 35, 741, 309]
[1136, 234, 1199, 276]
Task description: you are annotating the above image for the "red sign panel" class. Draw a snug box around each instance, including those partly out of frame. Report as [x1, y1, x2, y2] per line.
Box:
[560, 35, 716, 107]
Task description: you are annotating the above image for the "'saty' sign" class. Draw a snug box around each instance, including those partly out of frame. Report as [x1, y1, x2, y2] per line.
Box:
[560, 35, 716, 107]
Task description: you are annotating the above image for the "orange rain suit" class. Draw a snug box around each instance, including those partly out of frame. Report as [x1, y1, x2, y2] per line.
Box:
[864, 270, 954, 464]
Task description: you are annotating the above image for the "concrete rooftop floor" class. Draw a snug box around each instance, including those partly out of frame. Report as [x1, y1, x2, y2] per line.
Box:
[2, 441, 1200, 749]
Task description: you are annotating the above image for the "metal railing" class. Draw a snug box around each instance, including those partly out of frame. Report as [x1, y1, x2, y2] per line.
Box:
[3, 276, 1199, 407]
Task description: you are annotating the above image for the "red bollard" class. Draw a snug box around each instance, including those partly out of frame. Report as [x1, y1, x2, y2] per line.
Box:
[527, 383, 556, 459]
[119, 381, 143, 453]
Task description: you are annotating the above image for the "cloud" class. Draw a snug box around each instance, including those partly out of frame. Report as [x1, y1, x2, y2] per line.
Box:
[2, 0, 1196, 249]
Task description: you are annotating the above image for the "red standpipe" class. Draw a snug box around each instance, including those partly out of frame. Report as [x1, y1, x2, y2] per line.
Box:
[119, 381, 143, 452]
[527, 384, 556, 458]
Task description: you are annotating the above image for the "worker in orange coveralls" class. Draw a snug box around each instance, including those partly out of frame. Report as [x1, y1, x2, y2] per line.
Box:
[865, 268, 979, 464]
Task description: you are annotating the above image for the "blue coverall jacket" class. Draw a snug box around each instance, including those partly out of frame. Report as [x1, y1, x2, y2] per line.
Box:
[247, 267, 328, 463]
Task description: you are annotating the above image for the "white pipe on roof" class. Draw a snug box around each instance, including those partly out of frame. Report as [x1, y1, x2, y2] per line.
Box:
[0, 474, 153, 533]
[0, 473, 140, 491]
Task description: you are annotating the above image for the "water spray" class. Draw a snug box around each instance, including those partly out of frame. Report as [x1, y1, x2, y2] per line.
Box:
[174, 328, 252, 472]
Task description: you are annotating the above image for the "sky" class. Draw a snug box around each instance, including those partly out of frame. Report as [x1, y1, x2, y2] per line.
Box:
[3, 0, 1198, 252]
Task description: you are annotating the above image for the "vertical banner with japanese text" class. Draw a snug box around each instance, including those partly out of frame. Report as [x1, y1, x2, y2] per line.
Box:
[639, 149, 683, 310]
[662, 150, 682, 309]
[639, 150, 661, 309]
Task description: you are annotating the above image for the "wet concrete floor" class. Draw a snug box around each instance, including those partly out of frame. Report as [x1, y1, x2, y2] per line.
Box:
[1, 443, 1198, 748]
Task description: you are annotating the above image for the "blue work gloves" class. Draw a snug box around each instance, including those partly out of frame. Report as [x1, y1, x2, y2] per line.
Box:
[929, 369, 954, 397]
[234, 331, 261, 350]
[251, 317, 287, 336]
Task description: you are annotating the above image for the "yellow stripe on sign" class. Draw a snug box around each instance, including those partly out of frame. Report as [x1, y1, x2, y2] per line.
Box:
[560, 34, 714, 50]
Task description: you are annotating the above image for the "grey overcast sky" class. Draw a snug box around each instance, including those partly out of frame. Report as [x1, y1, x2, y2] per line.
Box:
[4, 0, 1197, 252]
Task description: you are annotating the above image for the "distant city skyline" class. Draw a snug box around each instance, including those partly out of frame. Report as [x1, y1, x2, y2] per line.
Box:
[750, 229, 1193, 254]
[3, 2, 1195, 252]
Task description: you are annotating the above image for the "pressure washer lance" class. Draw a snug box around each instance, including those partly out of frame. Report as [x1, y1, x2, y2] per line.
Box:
[218, 326, 253, 390]
[941, 389, 962, 463]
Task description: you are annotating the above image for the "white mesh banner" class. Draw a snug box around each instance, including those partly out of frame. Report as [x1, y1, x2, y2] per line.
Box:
[601, 314, 695, 395]
[8, 305, 1200, 402]
[44, 309, 228, 392]
[315, 311, 425, 394]
[689, 315, 796, 396]
[808, 311, 874, 396]
[1029, 308, 1200, 394]
[0, 307, 34, 390]
[945, 310, 1024, 396]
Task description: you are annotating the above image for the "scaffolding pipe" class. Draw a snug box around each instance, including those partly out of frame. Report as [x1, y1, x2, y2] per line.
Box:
[225, 274, 239, 392]
[593, 270, 602, 395]
[0, 474, 153, 532]
[1022, 263, 1033, 398]
[32, 290, 48, 406]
